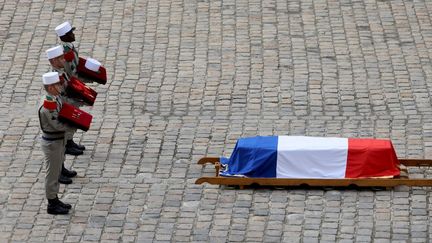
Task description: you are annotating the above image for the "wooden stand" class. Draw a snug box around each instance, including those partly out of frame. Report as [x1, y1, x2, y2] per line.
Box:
[196, 157, 432, 189]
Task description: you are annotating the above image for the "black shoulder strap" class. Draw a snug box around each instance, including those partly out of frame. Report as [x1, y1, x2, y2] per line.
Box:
[38, 106, 44, 131]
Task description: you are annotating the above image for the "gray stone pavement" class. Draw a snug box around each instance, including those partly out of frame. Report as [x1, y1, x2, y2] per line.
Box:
[1, 0, 432, 242]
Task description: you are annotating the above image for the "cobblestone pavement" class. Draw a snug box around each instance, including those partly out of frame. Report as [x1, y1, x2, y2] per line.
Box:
[1, 0, 432, 242]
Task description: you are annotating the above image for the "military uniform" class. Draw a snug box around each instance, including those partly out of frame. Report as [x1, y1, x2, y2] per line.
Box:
[62, 41, 95, 84]
[39, 71, 74, 214]
[62, 42, 79, 75]
[39, 95, 69, 199]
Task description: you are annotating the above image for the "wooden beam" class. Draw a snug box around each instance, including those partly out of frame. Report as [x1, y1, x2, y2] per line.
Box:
[398, 159, 432, 166]
[197, 157, 219, 165]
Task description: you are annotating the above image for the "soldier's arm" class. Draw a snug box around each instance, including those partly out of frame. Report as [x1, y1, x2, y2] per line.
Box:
[42, 109, 72, 132]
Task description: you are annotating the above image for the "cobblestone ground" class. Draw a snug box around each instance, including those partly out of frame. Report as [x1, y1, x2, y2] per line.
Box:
[1, 0, 432, 242]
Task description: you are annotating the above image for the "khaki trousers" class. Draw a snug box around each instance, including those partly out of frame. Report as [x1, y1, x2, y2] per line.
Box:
[41, 138, 65, 199]
[65, 128, 77, 141]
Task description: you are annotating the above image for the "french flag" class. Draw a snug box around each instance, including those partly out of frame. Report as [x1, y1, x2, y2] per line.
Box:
[220, 136, 400, 179]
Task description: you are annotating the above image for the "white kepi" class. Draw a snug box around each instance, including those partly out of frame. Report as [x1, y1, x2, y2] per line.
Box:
[46, 45, 63, 59]
[85, 58, 101, 72]
[55, 21, 75, 37]
[42, 72, 60, 85]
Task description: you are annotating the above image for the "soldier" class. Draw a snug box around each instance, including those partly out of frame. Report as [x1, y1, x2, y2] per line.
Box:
[39, 72, 73, 214]
[46, 46, 84, 184]
[55, 21, 79, 76]
[55, 21, 106, 85]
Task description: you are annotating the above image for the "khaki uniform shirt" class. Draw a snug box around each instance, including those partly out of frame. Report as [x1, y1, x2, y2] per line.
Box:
[62, 42, 79, 75]
[39, 95, 70, 137]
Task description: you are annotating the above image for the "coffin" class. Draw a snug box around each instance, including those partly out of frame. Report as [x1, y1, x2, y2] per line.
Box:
[66, 76, 97, 106]
[76, 57, 107, 84]
[58, 102, 93, 131]
[219, 136, 400, 179]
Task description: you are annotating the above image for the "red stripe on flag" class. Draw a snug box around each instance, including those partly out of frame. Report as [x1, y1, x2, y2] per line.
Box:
[345, 138, 400, 178]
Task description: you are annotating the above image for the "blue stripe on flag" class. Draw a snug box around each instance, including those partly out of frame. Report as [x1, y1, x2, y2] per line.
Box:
[220, 136, 278, 177]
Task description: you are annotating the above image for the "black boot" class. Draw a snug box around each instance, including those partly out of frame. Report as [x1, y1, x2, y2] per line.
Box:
[47, 197, 69, 215]
[65, 146, 83, 156]
[67, 139, 85, 151]
[58, 174, 72, 184]
[62, 164, 77, 178]
[52, 197, 72, 209]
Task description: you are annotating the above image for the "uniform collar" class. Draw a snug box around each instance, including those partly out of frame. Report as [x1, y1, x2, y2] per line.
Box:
[61, 41, 74, 48]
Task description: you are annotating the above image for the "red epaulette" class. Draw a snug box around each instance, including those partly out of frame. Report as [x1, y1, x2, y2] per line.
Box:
[43, 99, 57, 110]
[64, 50, 75, 62]
[59, 75, 66, 84]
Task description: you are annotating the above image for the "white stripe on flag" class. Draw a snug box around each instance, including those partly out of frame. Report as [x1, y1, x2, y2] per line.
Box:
[276, 136, 349, 178]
